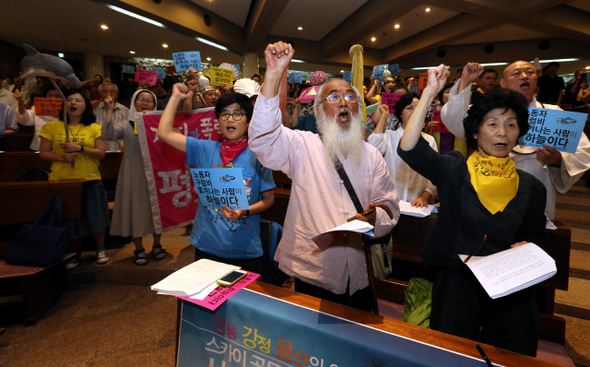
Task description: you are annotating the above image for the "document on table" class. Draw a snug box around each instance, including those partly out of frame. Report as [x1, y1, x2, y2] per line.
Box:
[459, 242, 556, 299]
[399, 200, 436, 218]
[151, 259, 239, 298]
[312, 219, 374, 251]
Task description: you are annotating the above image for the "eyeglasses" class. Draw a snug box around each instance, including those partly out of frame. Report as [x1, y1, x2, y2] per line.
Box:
[137, 98, 154, 104]
[219, 111, 245, 121]
[319, 93, 359, 104]
[102, 89, 117, 95]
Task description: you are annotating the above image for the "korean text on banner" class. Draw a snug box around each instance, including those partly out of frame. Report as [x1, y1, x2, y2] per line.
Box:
[173, 51, 202, 72]
[518, 108, 588, 153]
[135, 69, 159, 85]
[34, 98, 62, 116]
[209, 66, 234, 87]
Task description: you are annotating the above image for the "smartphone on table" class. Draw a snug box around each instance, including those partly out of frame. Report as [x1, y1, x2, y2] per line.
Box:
[217, 269, 248, 286]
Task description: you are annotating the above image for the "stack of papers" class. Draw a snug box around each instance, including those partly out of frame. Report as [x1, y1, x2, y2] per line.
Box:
[312, 219, 374, 251]
[399, 201, 436, 218]
[151, 259, 239, 298]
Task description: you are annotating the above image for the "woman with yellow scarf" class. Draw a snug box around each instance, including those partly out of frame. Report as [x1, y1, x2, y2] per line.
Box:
[398, 65, 547, 357]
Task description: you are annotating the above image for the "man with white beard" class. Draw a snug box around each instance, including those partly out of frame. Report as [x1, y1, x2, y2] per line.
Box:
[249, 41, 399, 312]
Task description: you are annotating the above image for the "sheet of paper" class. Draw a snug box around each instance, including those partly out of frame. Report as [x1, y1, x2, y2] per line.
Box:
[399, 200, 435, 218]
[151, 259, 239, 297]
[311, 220, 374, 251]
[458, 242, 556, 299]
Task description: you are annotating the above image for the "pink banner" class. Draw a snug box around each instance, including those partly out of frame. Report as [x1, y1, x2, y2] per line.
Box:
[137, 109, 222, 232]
[381, 92, 404, 112]
[431, 109, 450, 133]
[135, 69, 159, 85]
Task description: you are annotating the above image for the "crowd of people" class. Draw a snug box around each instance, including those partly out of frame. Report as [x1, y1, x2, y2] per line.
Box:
[1, 40, 590, 357]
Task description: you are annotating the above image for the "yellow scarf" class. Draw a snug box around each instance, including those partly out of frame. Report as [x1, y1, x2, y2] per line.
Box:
[466, 151, 519, 215]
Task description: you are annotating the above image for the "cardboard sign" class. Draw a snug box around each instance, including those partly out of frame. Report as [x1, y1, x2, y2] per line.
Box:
[165, 65, 177, 74]
[34, 97, 62, 116]
[209, 66, 233, 87]
[288, 71, 303, 84]
[343, 71, 352, 83]
[135, 69, 159, 85]
[153, 68, 166, 79]
[518, 108, 588, 153]
[418, 73, 428, 91]
[372, 64, 389, 82]
[431, 109, 450, 133]
[173, 51, 202, 72]
[381, 93, 405, 112]
[190, 168, 249, 210]
[122, 64, 135, 74]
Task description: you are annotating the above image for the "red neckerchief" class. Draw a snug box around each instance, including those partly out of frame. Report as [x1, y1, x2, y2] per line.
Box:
[220, 137, 248, 166]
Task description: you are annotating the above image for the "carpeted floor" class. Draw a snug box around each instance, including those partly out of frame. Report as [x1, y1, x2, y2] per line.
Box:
[1, 181, 590, 367]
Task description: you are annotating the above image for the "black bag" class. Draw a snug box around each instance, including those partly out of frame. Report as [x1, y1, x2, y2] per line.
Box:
[15, 166, 49, 181]
[4, 197, 69, 267]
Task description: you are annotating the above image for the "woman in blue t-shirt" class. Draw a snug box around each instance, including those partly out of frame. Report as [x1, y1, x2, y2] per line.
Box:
[158, 82, 275, 274]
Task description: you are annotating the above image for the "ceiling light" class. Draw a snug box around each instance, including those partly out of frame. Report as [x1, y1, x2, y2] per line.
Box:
[479, 62, 509, 67]
[290, 59, 304, 63]
[297, 26, 303, 31]
[58, 53, 65, 58]
[130, 50, 136, 54]
[100, 24, 109, 30]
[425, 7, 431, 12]
[536, 58, 580, 63]
[206, 57, 211, 61]
[585, 66, 590, 70]
[162, 43, 168, 48]
[340, 70, 344, 73]
[106, 5, 165, 28]
[394, 24, 400, 29]
[371, 37, 376, 42]
[196, 37, 228, 51]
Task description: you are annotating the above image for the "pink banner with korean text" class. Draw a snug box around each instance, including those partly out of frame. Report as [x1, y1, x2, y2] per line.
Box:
[136, 108, 222, 233]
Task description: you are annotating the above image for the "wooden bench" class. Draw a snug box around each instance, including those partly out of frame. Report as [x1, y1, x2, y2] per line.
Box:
[0, 180, 86, 325]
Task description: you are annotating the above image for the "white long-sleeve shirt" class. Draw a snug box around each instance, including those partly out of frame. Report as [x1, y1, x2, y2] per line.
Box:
[248, 92, 399, 295]
[441, 80, 590, 220]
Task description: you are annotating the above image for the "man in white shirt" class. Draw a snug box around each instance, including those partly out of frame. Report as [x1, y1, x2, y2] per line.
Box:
[441, 61, 590, 220]
[249, 41, 399, 312]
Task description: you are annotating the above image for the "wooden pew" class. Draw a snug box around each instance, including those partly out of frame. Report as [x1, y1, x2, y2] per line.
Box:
[0, 180, 85, 325]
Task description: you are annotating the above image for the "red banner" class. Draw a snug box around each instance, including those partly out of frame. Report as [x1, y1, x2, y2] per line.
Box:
[137, 108, 222, 232]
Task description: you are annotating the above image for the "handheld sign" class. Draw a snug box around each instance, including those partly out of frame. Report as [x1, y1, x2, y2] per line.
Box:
[173, 51, 202, 72]
[343, 71, 352, 83]
[288, 71, 303, 84]
[431, 109, 450, 133]
[372, 64, 388, 82]
[135, 69, 159, 85]
[381, 93, 404, 112]
[418, 73, 428, 92]
[190, 168, 249, 210]
[209, 66, 234, 87]
[519, 108, 588, 153]
[153, 68, 166, 79]
[389, 63, 400, 75]
[165, 65, 177, 74]
[122, 64, 135, 74]
[34, 97, 62, 116]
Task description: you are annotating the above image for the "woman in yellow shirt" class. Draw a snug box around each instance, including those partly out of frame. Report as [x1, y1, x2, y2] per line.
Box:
[39, 91, 110, 265]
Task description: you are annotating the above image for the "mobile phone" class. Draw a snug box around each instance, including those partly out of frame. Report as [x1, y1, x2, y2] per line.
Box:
[217, 269, 248, 286]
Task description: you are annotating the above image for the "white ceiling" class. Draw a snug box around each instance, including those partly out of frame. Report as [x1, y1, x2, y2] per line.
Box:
[1, 0, 590, 76]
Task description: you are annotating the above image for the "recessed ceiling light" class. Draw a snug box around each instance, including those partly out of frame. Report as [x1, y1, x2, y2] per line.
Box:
[394, 24, 400, 29]
[206, 57, 211, 61]
[129, 50, 136, 54]
[162, 43, 168, 48]
[371, 37, 376, 42]
[586, 66, 590, 70]
[100, 24, 109, 30]
[58, 53, 65, 58]
[425, 7, 431, 12]
[297, 26, 303, 31]
[340, 70, 344, 73]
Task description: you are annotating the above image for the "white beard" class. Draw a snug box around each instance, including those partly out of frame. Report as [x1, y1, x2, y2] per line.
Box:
[316, 107, 365, 167]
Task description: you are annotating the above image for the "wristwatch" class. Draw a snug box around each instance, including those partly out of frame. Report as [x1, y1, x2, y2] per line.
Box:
[79, 145, 85, 153]
[243, 209, 250, 218]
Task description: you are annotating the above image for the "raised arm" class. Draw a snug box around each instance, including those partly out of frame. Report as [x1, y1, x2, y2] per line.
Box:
[260, 42, 294, 99]
[289, 98, 301, 128]
[400, 65, 449, 151]
[157, 83, 193, 152]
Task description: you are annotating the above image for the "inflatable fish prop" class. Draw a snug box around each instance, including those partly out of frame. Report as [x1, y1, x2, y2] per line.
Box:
[20, 44, 82, 90]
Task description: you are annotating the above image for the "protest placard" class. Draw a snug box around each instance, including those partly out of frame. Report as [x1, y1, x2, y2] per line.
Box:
[190, 168, 249, 210]
[372, 64, 389, 82]
[518, 108, 588, 153]
[389, 63, 400, 75]
[418, 73, 428, 92]
[135, 69, 159, 85]
[173, 51, 202, 72]
[153, 68, 166, 79]
[288, 71, 303, 84]
[209, 66, 234, 87]
[122, 64, 135, 74]
[343, 71, 352, 83]
[381, 93, 405, 112]
[34, 97, 62, 116]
